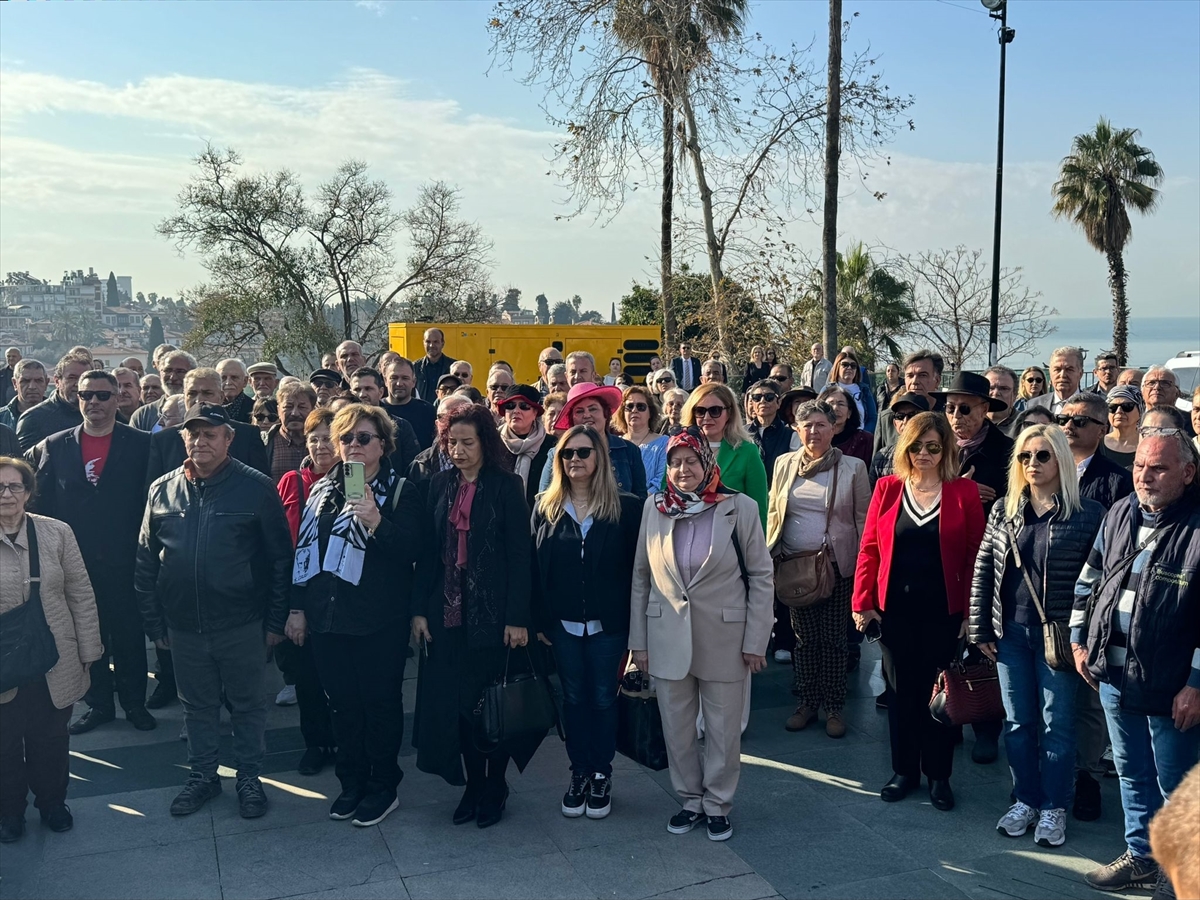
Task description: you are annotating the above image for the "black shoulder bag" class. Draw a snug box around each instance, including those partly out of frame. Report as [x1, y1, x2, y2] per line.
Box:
[474, 646, 559, 750]
[0, 518, 60, 693]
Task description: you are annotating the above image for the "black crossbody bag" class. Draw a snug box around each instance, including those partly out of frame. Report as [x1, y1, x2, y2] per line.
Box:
[0, 518, 60, 693]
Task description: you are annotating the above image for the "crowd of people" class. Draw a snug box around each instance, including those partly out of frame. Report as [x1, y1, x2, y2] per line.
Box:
[0, 332, 1197, 898]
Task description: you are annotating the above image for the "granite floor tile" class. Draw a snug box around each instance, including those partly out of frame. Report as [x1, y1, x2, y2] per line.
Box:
[404, 850, 595, 900]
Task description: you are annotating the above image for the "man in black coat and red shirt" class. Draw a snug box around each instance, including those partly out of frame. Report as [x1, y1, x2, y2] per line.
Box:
[29, 370, 155, 733]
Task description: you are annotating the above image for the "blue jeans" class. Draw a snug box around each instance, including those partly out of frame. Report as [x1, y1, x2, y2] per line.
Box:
[1099, 681, 1200, 860]
[551, 623, 627, 777]
[995, 620, 1078, 811]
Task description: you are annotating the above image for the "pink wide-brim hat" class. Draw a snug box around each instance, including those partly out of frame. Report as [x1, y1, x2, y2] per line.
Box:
[554, 382, 625, 431]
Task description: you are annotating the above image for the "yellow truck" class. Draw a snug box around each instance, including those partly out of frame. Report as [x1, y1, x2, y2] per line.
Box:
[387, 322, 663, 385]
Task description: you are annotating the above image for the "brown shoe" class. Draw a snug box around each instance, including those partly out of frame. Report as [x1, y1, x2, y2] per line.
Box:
[825, 712, 846, 738]
[785, 706, 817, 732]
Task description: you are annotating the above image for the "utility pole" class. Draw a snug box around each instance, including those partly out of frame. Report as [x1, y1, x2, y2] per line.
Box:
[984, 0, 1015, 365]
[822, 0, 842, 357]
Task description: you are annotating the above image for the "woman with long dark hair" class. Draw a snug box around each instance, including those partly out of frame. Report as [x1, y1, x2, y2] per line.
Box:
[412, 404, 534, 829]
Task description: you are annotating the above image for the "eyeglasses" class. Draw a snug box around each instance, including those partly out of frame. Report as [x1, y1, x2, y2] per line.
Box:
[312, 379, 339, 389]
[559, 447, 594, 461]
[0, 483, 27, 496]
[693, 405, 727, 419]
[78, 390, 113, 402]
[908, 442, 943, 456]
[1017, 449, 1053, 465]
[339, 432, 380, 446]
[1108, 402, 1137, 414]
[1024, 377, 1044, 384]
[944, 403, 980, 416]
[748, 393, 778, 403]
[502, 401, 535, 412]
[1054, 414, 1105, 428]
[1143, 379, 1175, 389]
[253, 414, 279, 423]
[623, 402, 649, 413]
[305, 434, 332, 445]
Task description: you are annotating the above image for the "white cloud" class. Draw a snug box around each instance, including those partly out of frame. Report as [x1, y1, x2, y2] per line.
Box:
[354, 0, 386, 15]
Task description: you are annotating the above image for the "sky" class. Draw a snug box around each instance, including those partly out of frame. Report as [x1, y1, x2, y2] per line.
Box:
[1, 0, 1197, 329]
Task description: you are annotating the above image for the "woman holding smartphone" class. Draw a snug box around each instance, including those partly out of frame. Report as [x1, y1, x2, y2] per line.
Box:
[289, 404, 423, 828]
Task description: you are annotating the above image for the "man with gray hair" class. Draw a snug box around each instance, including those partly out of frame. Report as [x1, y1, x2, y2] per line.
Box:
[0, 358, 47, 431]
[1027, 346, 1085, 416]
[112, 366, 143, 420]
[216, 358, 253, 423]
[137, 402, 293, 820]
[0, 346, 20, 407]
[545, 362, 569, 395]
[131, 349, 197, 432]
[1141, 366, 1192, 436]
[120, 356, 145, 380]
[16, 350, 90, 452]
[565, 351, 597, 387]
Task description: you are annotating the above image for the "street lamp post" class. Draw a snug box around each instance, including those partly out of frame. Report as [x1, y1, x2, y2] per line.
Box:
[982, 0, 1015, 366]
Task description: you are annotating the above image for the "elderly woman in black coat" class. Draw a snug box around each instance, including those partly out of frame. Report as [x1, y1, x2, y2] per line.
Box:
[412, 404, 535, 829]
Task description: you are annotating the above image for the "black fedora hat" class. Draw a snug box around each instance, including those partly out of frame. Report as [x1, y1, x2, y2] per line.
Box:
[932, 371, 1008, 413]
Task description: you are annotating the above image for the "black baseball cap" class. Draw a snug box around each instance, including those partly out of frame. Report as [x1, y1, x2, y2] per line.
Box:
[309, 368, 346, 387]
[182, 403, 232, 428]
[889, 392, 931, 415]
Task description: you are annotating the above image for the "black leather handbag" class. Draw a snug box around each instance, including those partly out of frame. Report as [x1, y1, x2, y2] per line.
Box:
[0, 519, 60, 693]
[474, 647, 558, 749]
[615, 666, 669, 771]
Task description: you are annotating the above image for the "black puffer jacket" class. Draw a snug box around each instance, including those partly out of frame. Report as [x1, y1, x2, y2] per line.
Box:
[136, 458, 293, 641]
[968, 490, 1105, 644]
[15, 395, 81, 452]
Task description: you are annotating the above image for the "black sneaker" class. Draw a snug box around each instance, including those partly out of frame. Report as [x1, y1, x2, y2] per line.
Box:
[352, 790, 399, 827]
[667, 809, 706, 834]
[68, 708, 115, 735]
[1073, 771, 1102, 821]
[125, 707, 158, 732]
[170, 775, 221, 816]
[329, 788, 366, 821]
[40, 804, 73, 833]
[0, 816, 25, 843]
[706, 815, 733, 841]
[586, 773, 611, 819]
[1085, 852, 1159, 892]
[146, 681, 177, 709]
[561, 772, 590, 818]
[1152, 867, 1177, 900]
[236, 777, 268, 819]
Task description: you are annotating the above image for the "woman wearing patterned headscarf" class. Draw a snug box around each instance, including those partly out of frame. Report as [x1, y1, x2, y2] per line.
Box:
[1101, 384, 1143, 471]
[628, 427, 774, 843]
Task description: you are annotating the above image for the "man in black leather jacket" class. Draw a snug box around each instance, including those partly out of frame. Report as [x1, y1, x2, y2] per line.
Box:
[14, 351, 89, 452]
[135, 403, 293, 822]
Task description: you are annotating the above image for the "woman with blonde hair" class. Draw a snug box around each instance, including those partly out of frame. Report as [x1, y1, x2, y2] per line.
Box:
[853, 412, 985, 811]
[969, 425, 1104, 847]
[1018, 367, 1048, 405]
[680, 383, 768, 528]
[613, 385, 669, 488]
[531, 426, 643, 819]
[742, 346, 770, 390]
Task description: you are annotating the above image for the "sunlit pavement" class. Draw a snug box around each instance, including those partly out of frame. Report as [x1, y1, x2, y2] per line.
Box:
[0, 642, 1143, 900]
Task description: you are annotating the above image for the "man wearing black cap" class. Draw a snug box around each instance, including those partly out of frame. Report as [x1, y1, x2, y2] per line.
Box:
[868, 392, 930, 486]
[308, 368, 345, 408]
[136, 402, 293, 821]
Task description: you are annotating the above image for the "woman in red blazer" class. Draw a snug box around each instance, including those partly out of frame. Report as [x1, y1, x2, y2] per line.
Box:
[852, 412, 985, 811]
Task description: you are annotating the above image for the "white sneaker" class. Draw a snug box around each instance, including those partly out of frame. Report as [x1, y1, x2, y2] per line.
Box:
[773, 649, 792, 663]
[1034, 808, 1067, 847]
[275, 685, 298, 706]
[996, 801, 1038, 837]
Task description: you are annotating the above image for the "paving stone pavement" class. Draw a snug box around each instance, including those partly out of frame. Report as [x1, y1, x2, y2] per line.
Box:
[0, 642, 1145, 900]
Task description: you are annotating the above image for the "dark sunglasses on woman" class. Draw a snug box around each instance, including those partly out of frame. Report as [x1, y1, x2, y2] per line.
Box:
[1017, 449, 1053, 465]
[560, 447, 594, 461]
[693, 404, 727, 419]
[253, 413, 278, 423]
[667, 424, 705, 440]
[339, 432, 379, 446]
[907, 441, 943, 456]
[748, 393, 778, 403]
[623, 402, 649, 413]
[1108, 402, 1137, 414]
[502, 401, 534, 412]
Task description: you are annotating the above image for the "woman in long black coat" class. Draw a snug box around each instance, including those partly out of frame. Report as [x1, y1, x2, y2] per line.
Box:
[411, 404, 537, 829]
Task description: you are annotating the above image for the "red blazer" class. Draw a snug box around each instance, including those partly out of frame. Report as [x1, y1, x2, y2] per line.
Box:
[852, 475, 985, 617]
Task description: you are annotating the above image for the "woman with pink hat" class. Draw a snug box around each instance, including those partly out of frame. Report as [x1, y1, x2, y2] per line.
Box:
[536, 383, 648, 499]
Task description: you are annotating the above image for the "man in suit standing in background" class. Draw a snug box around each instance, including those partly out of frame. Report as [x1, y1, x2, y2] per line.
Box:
[671, 343, 702, 392]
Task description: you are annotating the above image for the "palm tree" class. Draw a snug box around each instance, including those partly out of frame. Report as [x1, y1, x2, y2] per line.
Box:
[1051, 118, 1163, 365]
[612, 0, 747, 350]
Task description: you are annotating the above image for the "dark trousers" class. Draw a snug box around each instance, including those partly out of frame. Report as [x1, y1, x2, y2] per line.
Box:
[772, 599, 796, 653]
[87, 588, 148, 714]
[274, 639, 335, 750]
[0, 677, 73, 818]
[551, 623, 626, 777]
[310, 629, 405, 796]
[154, 647, 176, 694]
[879, 610, 961, 781]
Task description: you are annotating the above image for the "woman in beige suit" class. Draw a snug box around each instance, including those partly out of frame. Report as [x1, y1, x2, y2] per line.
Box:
[629, 427, 773, 843]
[0, 457, 102, 843]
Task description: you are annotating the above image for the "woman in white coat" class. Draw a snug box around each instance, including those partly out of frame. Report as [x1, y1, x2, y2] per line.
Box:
[629, 427, 773, 843]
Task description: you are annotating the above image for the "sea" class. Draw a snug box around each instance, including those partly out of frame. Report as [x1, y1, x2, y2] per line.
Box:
[986, 315, 1199, 371]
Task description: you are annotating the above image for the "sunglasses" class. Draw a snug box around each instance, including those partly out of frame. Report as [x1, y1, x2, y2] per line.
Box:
[1024, 377, 1045, 384]
[623, 402, 649, 413]
[339, 432, 380, 446]
[945, 403, 981, 416]
[487, 383, 511, 392]
[908, 441, 943, 456]
[667, 424, 705, 439]
[312, 379, 339, 389]
[770, 375, 789, 383]
[502, 401, 535, 412]
[1108, 402, 1137, 414]
[657, 376, 675, 383]
[78, 390, 113, 402]
[560, 447, 594, 461]
[1017, 449, 1053, 465]
[253, 414, 279, 423]
[892, 410, 916, 421]
[1054, 414, 1105, 428]
[749, 393, 779, 403]
[693, 405, 727, 419]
